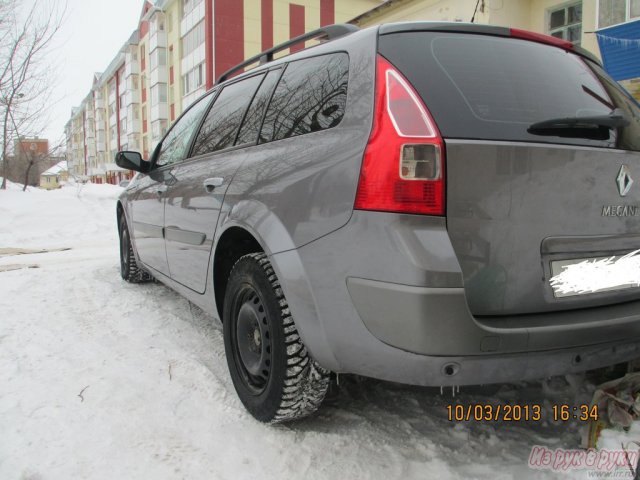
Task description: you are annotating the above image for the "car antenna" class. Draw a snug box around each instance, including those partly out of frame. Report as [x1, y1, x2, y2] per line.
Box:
[470, 0, 481, 23]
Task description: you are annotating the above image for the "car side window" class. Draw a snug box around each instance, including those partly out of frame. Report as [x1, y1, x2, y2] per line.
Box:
[260, 53, 349, 143]
[191, 74, 264, 156]
[235, 69, 282, 145]
[155, 92, 213, 168]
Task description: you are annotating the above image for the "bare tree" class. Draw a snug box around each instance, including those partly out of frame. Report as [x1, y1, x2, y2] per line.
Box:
[0, 0, 65, 190]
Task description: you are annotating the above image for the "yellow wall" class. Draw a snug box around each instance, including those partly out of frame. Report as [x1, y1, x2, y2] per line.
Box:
[40, 175, 60, 190]
[355, 0, 490, 27]
[528, 0, 599, 58]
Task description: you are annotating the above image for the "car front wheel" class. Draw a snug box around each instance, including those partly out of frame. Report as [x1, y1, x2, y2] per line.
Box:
[223, 253, 330, 423]
[118, 215, 152, 283]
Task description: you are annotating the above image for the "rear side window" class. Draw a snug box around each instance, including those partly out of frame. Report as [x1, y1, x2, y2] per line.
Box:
[379, 32, 640, 151]
[235, 69, 281, 145]
[191, 73, 264, 156]
[260, 53, 349, 143]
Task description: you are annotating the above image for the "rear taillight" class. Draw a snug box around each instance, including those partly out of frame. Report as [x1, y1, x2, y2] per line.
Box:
[354, 55, 445, 216]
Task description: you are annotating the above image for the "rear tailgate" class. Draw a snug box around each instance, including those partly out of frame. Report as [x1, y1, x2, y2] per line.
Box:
[379, 27, 640, 316]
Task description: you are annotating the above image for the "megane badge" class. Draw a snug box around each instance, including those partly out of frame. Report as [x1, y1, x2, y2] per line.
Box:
[617, 165, 633, 197]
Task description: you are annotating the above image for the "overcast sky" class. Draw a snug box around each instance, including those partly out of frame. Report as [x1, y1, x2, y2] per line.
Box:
[34, 0, 145, 146]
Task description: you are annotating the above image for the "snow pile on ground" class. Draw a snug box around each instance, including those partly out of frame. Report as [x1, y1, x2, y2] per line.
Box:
[0, 177, 34, 192]
[0, 184, 637, 479]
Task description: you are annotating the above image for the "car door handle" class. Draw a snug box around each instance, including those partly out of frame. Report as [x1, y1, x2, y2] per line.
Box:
[204, 177, 224, 193]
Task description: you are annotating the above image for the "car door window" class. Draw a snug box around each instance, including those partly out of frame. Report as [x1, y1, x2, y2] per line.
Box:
[260, 53, 349, 143]
[190, 74, 264, 156]
[155, 92, 213, 167]
[235, 69, 282, 145]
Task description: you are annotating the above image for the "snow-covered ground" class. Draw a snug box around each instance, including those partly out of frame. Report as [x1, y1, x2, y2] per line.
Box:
[0, 182, 635, 479]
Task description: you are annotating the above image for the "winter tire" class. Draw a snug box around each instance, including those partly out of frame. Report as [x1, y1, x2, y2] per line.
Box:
[223, 253, 330, 423]
[119, 216, 152, 283]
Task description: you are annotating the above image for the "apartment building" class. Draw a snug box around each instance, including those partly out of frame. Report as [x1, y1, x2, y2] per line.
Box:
[66, 0, 379, 183]
[66, 0, 638, 184]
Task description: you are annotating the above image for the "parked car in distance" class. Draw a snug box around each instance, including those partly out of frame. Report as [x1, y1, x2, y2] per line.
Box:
[116, 22, 640, 423]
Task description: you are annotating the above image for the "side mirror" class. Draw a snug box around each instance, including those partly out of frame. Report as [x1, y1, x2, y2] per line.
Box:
[115, 151, 150, 173]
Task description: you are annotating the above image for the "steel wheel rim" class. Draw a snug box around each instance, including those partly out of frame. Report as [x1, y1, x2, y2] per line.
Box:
[120, 226, 130, 272]
[232, 286, 272, 394]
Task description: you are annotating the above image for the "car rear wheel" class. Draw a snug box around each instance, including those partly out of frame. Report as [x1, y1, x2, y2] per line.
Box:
[119, 216, 152, 283]
[223, 253, 330, 423]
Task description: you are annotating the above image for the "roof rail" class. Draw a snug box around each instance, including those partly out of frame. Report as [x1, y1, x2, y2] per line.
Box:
[216, 23, 359, 84]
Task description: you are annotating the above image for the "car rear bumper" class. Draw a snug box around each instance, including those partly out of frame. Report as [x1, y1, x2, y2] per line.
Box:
[272, 210, 640, 386]
[345, 276, 640, 385]
[351, 337, 640, 387]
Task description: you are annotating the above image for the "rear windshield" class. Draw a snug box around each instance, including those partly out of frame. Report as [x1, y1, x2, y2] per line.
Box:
[378, 32, 640, 151]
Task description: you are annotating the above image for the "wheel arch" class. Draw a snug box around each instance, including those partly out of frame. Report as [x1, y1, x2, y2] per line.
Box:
[213, 226, 264, 321]
[116, 200, 124, 226]
[212, 220, 337, 370]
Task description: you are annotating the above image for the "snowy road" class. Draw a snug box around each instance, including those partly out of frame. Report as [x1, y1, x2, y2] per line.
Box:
[0, 183, 629, 479]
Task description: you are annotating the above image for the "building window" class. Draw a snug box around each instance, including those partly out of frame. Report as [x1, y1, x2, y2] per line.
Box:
[549, 3, 582, 44]
[182, 63, 204, 96]
[181, 21, 204, 58]
[182, 0, 203, 17]
[150, 49, 167, 71]
[150, 84, 168, 106]
[598, 0, 640, 28]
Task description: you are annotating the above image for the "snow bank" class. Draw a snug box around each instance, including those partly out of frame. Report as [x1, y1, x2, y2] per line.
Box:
[0, 177, 34, 191]
[0, 182, 123, 249]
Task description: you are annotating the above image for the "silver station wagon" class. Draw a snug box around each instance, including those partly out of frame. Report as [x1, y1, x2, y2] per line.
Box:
[116, 22, 640, 422]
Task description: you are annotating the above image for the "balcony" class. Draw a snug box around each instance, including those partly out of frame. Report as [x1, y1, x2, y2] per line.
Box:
[180, 1, 205, 34]
[127, 133, 140, 151]
[150, 103, 168, 122]
[128, 120, 141, 134]
[150, 30, 167, 52]
[150, 65, 167, 87]
[125, 90, 140, 106]
[125, 60, 139, 78]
